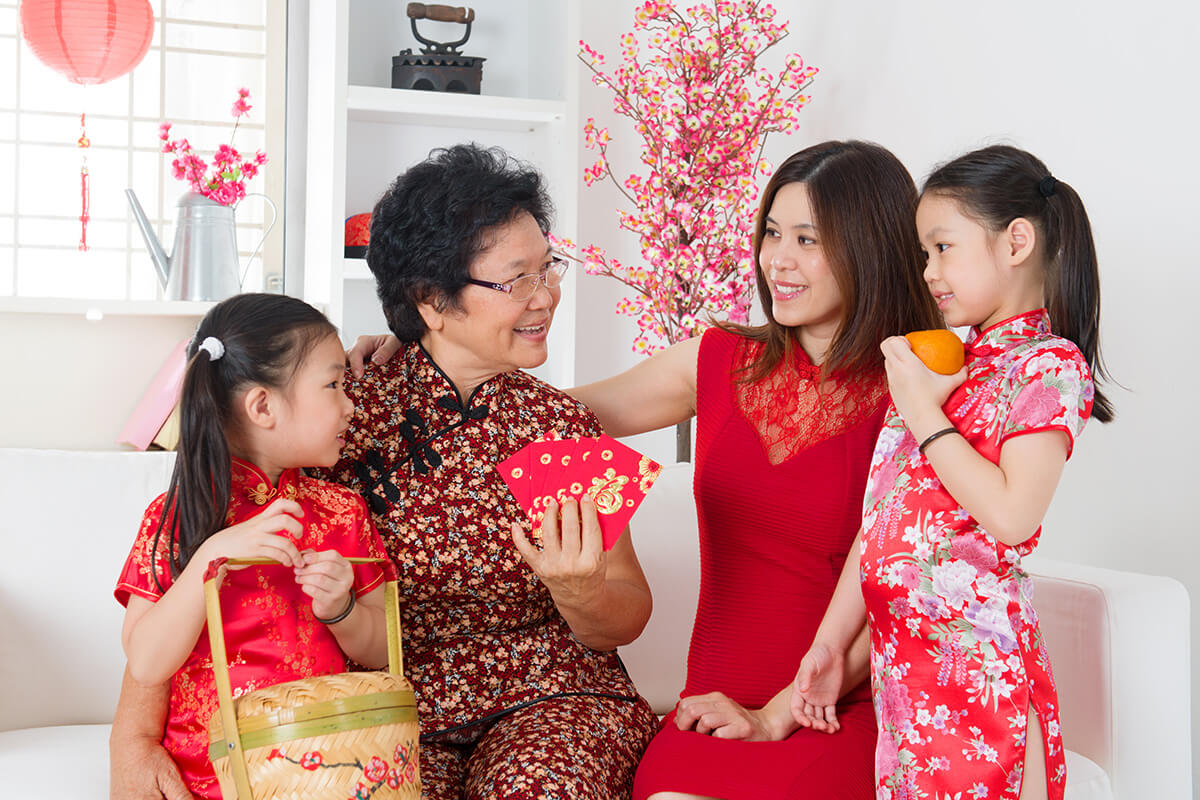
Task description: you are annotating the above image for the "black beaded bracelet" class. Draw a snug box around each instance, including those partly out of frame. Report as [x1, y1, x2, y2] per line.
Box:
[918, 426, 960, 454]
[314, 590, 356, 625]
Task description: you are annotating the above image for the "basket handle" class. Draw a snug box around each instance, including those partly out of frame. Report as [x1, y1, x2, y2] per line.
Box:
[203, 557, 404, 800]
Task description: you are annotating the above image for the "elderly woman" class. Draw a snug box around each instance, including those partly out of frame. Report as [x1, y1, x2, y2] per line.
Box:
[109, 144, 658, 800]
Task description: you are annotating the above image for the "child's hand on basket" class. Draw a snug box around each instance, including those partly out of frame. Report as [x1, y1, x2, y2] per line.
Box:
[294, 549, 356, 621]
[196, 498, 306, 580]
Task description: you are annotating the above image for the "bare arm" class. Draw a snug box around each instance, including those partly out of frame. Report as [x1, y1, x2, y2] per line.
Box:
[675, 622, 871, 741]
[512, 497, 651, 651]
[566, 336, 701, 436]
[323, 584, 389, 668]
[109, 668, 194, 800]
[881, 337, 1070, 545]
[790, 529, 869, 730]
[121, 500, 304, 686]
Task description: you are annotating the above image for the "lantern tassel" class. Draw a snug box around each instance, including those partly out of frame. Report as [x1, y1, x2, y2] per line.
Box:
[78, 113, 90, 251]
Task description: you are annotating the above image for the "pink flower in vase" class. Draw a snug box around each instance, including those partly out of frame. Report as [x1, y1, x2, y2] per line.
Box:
[158, 88, 268, 206]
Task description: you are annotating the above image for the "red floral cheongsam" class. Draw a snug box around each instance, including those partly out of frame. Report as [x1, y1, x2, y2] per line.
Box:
[317, 342, 644, 742]
[114, 459, 389, 800]
[860, 310, 1093, 800]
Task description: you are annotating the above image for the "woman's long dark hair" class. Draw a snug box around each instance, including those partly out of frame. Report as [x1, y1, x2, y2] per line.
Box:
[151, 293, 337, 590]
[923, 145, 1113, 422]
[720, 140, 942, 381]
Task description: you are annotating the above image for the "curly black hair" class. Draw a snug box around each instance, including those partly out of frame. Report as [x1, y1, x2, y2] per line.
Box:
[366, 143, 554, 341]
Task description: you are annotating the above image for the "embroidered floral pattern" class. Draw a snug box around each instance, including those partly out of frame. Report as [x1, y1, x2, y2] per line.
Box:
[860, 310, 1092, 800]
[266, 739, 419, 799]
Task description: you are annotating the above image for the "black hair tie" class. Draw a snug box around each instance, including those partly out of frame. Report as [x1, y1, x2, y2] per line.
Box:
[1038, 175, 1058, 199]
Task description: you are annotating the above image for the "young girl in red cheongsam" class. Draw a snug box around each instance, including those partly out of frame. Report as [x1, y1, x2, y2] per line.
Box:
[791, 145, 1113, 800]
[115, 293, 392, 800]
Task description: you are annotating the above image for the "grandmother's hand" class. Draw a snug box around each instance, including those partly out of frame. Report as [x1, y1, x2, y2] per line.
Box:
[347, 333, 402, 379]
[512, 497, 607, 611]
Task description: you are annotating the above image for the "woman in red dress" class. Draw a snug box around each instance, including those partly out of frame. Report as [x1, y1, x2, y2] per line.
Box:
[570, 141, 942, 799]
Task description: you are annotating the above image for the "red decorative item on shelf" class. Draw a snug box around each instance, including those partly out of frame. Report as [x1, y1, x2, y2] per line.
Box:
[18, 0, 154, 85]
[345, 213, 371, 258]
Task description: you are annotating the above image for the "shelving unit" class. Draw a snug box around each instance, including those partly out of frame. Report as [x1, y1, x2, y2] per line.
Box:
[303, 0, 580, 388]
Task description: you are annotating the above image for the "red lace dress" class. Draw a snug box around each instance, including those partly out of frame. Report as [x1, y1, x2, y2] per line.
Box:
[633, 327, 886, 800]
[113, 460, 389, 800]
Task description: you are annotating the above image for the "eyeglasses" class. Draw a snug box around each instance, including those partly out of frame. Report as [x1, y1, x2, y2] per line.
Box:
[465, 257, 569, 302]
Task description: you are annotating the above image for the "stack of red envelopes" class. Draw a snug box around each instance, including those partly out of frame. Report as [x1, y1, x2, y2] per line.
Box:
[497, 432, 664, 550]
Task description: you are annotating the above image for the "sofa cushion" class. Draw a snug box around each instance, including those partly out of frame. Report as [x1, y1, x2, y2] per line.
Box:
[0, 449, 175, 731]
[0, 724, 110, 799]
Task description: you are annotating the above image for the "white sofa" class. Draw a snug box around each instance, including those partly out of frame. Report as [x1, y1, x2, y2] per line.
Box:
[0, 451, 1191, 799]
[620, 463, 1194, 800]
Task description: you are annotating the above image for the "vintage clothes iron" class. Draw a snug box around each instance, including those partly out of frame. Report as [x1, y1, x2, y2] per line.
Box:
[392, 3, 485, 94]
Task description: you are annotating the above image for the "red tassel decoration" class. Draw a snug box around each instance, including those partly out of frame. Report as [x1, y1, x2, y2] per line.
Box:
[78, 112, 90, 251]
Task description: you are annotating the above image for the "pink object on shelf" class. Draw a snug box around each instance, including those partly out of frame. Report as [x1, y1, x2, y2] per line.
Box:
[117, 338, 189, 450]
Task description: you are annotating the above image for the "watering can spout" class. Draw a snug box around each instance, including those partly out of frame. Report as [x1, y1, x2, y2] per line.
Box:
[124, 189, 171, 290]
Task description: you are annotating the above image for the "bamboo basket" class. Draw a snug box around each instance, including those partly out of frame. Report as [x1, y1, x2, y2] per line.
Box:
[203, 558, 420, 800]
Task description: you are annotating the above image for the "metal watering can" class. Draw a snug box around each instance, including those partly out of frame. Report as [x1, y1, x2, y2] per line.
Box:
[125, 190, 277, 302]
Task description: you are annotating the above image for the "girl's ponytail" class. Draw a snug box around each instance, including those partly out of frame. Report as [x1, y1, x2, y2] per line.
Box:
[923, 145, 1112, 422]
[150, 294, 337, 591]
[1043, 180, 1113, 422]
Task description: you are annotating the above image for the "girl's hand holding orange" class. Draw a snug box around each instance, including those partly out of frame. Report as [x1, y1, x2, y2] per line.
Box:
[193, 497, 306, 579]
[294, 549, 356, 620]
[881, 335, 967, 437]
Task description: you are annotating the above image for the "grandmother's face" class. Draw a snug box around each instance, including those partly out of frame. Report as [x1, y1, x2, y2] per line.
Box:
[424, 211, 559, 378]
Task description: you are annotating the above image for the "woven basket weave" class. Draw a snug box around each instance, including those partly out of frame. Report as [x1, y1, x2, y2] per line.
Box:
[203, 558, 421, 800]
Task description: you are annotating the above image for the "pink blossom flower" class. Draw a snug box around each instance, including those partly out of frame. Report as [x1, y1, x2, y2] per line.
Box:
[363, 755, 388, 783]
[567, 0, 816, 354]
[157, 88, 267, 205]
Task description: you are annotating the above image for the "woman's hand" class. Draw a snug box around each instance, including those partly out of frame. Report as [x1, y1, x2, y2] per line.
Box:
[880, 336, 967, 440]
[347, 333, 402, 379]
[790, 642, 846, 733]
[195, 498, 306, 577]
[512, 497, 606, 610]
[674, 692, 779, 741]
[110, 670, 196, 800]
[294, 549, 355, 620]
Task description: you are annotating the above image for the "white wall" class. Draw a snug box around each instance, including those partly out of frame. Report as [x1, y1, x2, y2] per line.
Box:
[574, 0, 1199, 785]
[0, 313, 199, 450]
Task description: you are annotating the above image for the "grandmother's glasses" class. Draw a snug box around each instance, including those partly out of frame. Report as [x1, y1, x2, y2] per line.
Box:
[465, 257, 569, 302]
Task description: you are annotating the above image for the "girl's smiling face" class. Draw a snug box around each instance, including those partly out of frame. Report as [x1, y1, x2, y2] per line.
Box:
[916, 193, 1014, 330]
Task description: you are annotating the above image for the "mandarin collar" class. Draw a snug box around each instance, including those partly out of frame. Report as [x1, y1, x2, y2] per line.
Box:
[409, 340, 505, 409]
[789, 341, 822, 381]
[964, 309, 1051, 358]
[231, 457, 299, 506]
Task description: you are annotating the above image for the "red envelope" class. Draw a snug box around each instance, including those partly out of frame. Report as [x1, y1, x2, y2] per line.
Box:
[528, 437, 577, 528]
[497, 448, 531, 510]
[573, 435, 663, 549]
[494, 433, 663, 552]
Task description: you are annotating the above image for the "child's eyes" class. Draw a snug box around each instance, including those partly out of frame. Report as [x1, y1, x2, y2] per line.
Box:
[327, 380, 340, 389]
[936, 243, 950, 253]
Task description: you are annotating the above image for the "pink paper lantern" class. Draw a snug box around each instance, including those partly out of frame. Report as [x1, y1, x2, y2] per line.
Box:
[19, 0, 154, 86]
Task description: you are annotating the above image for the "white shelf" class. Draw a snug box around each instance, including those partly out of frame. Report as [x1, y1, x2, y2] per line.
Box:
[347, 85, 567, 130]
[343, 258, 372, 281]
[0, 297, 215, 318]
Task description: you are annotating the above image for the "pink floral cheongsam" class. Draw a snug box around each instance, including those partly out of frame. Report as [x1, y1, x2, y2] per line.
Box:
[860, 310, 1093, 800]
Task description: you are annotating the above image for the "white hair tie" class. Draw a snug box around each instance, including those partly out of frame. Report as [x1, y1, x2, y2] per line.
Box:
[198, 336, 225, 361]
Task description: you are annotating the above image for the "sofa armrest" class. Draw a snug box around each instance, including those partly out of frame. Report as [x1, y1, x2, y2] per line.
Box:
[1026, 555, 1192, 799]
